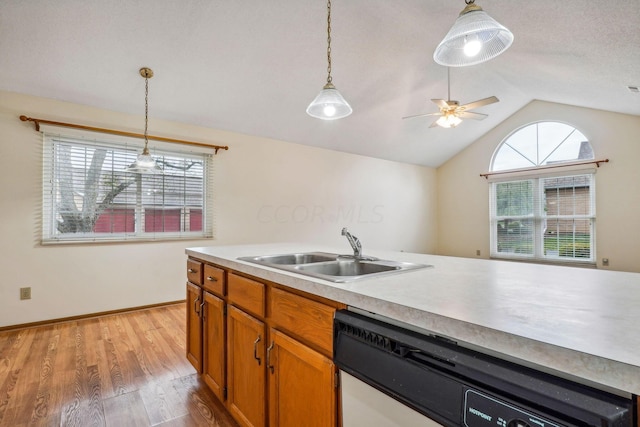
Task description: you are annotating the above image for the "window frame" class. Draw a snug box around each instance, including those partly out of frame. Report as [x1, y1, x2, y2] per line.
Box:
[488, 121, 596, 265]
[489, 172, 596, 264]
[42, 129, 215, 244]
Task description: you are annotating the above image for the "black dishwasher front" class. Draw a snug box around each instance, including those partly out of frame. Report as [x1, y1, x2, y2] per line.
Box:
[334, 310, 635, 427]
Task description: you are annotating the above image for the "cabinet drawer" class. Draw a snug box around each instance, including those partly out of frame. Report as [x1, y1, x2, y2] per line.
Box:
[269, 287, 335, 354]
[228, 273, 265, 318]
[203, 264, 225, 296]
[187, 258, 203, 285]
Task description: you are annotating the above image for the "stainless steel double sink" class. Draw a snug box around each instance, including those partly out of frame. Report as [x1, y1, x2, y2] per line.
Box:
[238, 252, 431, 283]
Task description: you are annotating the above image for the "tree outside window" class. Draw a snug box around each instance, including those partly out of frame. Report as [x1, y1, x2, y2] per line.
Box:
[43, 135, 213, 243]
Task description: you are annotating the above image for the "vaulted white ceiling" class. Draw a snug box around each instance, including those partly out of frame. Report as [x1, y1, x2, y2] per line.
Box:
[1, 0, 639, 167]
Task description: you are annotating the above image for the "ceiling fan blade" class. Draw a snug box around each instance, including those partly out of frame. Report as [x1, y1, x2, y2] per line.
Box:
[402, 112, 443, 120]
[431, 99, 449, 109]
[458, 111, 488, 120]
[459, 96, 499, 111]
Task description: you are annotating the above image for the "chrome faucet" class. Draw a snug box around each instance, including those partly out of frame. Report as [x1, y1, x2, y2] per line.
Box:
[341, 227, 362, 258]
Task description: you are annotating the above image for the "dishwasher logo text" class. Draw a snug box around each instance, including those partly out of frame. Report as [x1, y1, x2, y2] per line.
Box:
[468, 407, 492, 422]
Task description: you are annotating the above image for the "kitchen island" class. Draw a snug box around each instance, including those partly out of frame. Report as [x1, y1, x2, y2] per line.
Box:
[186, 244, 640, 394]
[187, 243, 640, 397]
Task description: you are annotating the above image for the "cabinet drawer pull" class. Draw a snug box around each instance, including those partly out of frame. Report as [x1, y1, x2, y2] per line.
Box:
[253, 335, 262, 365]
[266, 341, 275, 374]
[188, 268, 197, 273]
[194, 296, 201, 314]
[207, 276, 218, 282]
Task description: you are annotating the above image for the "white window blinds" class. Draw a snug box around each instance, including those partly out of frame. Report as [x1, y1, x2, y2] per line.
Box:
[42, 132, 214, 243]
[490, 173, 595, 263]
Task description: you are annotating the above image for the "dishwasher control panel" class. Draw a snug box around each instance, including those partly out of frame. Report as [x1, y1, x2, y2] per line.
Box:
[464, 389, 563, 427]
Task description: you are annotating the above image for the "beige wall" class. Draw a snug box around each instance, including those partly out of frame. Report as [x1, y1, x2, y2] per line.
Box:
[0, 91, 437, 327]
[436, 100, 640, 273]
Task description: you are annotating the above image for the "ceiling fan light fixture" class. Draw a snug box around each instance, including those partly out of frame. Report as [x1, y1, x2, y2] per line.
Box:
[434, 0, 514, 67]
[402, 67, 498, 127]
[307, 0, 352, 120]
[436, 113, 462, 128]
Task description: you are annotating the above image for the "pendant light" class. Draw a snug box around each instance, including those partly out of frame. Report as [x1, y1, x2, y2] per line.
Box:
[433, 0, 514, 67]
[306, 0, 352, 120]
[128, 67, 163, 174]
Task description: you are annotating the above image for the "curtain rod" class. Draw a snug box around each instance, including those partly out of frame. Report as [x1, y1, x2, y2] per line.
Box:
[19, 115, 229, 154]
[480, 158, 609, 179]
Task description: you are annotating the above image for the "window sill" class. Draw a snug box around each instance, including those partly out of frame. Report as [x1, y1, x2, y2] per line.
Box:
[490, 256, 597, 269]
[41, 234, 214, 246]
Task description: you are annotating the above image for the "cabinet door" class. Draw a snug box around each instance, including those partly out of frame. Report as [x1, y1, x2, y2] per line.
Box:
[227, 305, 266, 427]
[203, 291, 225, 401]
[186, 282, 203, 373]
[268, 329, 336, 427]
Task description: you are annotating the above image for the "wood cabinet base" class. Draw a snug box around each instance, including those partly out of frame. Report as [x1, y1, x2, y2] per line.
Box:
[186, 258, 345, 427]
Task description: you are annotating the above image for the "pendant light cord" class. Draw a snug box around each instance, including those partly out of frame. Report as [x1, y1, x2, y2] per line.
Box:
[326, 0, 332, 84]
[143, 74, 150, 153]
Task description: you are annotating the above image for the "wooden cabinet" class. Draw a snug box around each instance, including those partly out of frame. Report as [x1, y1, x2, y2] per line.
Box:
[186, 281, 203, 373]
[186, 257, 345, 427]
[268, 287, 339, 427]
[202, 292, 225, 401]
[267, 329, 336, 427]
[227, 305, 266, 427]
[186, 257, 226, 383]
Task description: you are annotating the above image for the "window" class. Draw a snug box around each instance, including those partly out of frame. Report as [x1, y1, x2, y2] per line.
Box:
[43, 133, 214, 243]
[489, 122, 595, 264]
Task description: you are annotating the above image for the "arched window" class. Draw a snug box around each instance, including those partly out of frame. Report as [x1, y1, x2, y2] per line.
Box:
[489, 122, 596, 264]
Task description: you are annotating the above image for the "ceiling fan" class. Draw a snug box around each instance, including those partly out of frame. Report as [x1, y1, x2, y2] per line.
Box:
[403, 68, 499, 128]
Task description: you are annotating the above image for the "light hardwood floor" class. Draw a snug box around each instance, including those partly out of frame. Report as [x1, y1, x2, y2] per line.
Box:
[0, 304, 238, 427]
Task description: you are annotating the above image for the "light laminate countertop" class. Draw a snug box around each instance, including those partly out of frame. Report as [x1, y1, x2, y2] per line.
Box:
[186, 243, 640, 396]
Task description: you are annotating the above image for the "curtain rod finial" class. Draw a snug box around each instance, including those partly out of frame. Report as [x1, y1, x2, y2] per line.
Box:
[20, 115, 40, 131]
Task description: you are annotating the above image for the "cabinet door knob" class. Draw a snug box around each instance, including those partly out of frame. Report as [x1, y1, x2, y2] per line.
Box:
[188, 268, 196, 273]
[253, 335, 262, 365]
[267, 341, 275, 374]
[207, 276, 217, 282]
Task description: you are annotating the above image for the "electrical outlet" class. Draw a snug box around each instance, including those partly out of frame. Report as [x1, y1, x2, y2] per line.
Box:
[20, 287, 31, 300]
[602, 258, 609, 267]
[476, 249, 481, 256]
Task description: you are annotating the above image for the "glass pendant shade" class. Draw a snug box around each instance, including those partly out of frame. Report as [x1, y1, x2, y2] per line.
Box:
[433, 3, 514, 67]
[306, 82, 353, 120]
[436, 113, 462, 128]
[127, 147, 163, 174]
